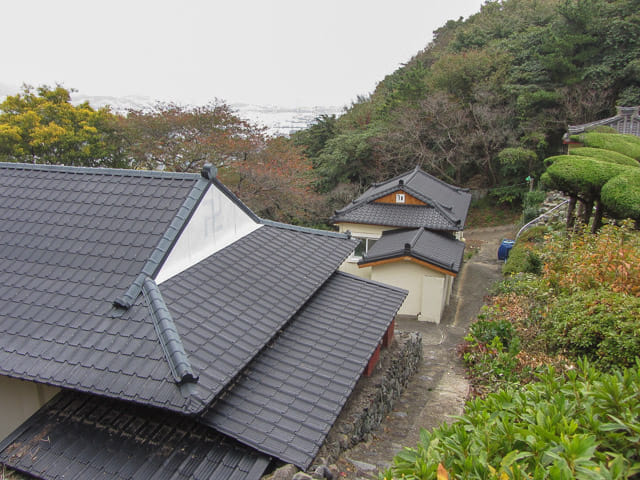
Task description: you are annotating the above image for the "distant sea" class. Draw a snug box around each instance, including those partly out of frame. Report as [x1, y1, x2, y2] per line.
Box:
[0, 84, 344, 137]
[71, 93, 344, 137]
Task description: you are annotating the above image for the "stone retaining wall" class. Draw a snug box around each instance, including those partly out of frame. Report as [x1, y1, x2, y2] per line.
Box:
[313, 332, 423, 467]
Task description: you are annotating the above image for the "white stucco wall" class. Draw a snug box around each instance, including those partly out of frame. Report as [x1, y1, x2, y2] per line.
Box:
[0, 376, 59, 441]
[156, 184, 261, 284]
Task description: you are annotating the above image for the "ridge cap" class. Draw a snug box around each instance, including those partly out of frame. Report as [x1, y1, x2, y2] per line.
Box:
[142, 277, 197, 385]
[0, 162, 200, 180]
[260, 218, 352, 239]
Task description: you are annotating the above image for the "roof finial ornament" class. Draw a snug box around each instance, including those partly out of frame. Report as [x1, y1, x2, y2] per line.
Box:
[201, 164, 217, 180]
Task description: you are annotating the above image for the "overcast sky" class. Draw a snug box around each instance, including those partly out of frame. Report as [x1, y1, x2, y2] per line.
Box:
[2, 0, 485, 108]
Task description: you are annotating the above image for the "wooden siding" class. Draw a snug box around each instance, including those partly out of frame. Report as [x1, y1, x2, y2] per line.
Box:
[374, 190, 426, 205]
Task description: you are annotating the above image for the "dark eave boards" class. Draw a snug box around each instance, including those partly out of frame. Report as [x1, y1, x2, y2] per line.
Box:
[0, 392, 270, 480]
[201, 272, 407, 469]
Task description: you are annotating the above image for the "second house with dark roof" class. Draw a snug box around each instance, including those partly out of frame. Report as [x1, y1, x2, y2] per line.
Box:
[331, 166, 471, 323]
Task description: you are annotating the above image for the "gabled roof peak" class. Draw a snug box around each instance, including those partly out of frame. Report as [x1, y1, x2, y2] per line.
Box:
[331, 166, 472, 230]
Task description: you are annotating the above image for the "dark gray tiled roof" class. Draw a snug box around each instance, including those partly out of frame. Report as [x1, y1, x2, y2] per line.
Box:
[0, 162, 204, 411]
[156, 225, 359, 411]
[201, 272, 407, 469]
[567, 106, 640, 137]
[1, 161, 406, 473]
[0, 391, 270, 480]
[331, 166, 471, 230]
[0, 163, 357, 416]
[331, 203, 457, 230]
[360, 228, 465, 274]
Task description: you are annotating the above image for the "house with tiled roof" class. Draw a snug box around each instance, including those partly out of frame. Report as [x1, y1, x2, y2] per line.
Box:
[331, 166, 470, 323]
[0, 162, 407, 479]
[564, 106, 640, 145]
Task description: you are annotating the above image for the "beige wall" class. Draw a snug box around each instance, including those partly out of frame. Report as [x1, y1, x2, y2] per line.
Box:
[371, 260, 423, 315]
[369, 260, 451, 323]
[0, 376, 59, 441]
[339, 259, 372, 279]
[336, 222, 392, 280]
[336, 222, 397, 237]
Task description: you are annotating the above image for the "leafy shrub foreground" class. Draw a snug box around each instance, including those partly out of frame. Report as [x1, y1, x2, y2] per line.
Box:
[382, 361, 640, 479]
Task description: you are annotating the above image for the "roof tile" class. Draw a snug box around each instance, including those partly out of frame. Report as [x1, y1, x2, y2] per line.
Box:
[0, 392, 270, 480]
[201, 272, 407, 468]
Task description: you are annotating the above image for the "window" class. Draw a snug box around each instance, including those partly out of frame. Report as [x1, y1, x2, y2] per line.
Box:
[352, 237, 377, 259]
[396, 193, 405, 203]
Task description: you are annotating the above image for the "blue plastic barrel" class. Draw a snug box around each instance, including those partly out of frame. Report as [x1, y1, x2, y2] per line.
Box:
[498, 239, 515, 261]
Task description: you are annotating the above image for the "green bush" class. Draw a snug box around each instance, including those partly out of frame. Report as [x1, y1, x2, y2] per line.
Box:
[470, 319, 515, 347]
[517, 225, 548, 243]
[503, 242, 542, 275]
[543, 155, 628, 198]
[461, 317, 527, 393]
[382, 360, 640, 479]
[522, 206, 540, 223]
[601, 169, 640, 221]
[544, 290, 640, 370]
[521, 190, 546, 222]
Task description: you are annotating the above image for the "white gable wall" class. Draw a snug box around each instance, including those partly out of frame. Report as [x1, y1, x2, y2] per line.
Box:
[156, 183, 261, 284]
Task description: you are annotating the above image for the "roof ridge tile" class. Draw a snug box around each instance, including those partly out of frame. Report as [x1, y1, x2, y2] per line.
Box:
[0, 161, 200, 180]
[142, 277, 197, 385]
[259, 218, 351, 239]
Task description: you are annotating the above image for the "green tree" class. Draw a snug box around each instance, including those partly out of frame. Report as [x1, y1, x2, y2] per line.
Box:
[0, 85, 125, 167]
[291, 114, 338, 163]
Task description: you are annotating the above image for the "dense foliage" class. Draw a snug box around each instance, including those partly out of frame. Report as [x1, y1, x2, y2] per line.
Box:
[386, 223, 640, 479]
[382, 361, 640, 479]
[294, 0, 640, 202]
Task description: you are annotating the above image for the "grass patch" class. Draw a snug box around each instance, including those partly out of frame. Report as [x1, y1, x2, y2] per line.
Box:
[466, 197, 520, 228]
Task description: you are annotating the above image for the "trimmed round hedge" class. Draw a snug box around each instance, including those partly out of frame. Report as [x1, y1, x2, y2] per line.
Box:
[570, 146, 639, 167]
[570, 132, 640, 160]
[601, 169, 640, 220]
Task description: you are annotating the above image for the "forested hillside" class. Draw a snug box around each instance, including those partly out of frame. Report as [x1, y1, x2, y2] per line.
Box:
[294, 0, 640, 204]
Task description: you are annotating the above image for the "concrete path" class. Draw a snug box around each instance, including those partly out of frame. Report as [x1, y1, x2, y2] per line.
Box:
[337, 225, 516, 477]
